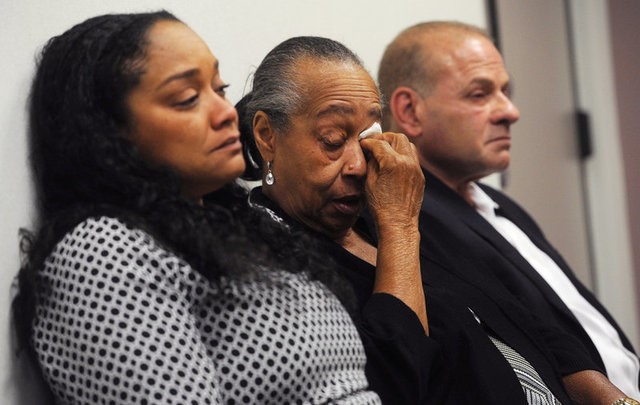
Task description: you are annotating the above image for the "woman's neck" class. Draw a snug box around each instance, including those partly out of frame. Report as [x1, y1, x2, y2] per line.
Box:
[337, 228, 377, 266]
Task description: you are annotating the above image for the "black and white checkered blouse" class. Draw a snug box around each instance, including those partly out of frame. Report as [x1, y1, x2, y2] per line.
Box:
[32, 216, 381, 404]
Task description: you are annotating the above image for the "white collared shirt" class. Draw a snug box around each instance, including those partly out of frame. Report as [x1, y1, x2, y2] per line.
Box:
[469, 183, 640, 398]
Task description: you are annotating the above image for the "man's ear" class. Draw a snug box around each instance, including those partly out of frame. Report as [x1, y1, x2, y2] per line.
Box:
[253, 111, 276, 162]
[389, 86, 423, 139]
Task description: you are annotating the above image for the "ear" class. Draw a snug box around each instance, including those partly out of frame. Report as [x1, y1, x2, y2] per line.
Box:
[389, 86, 423, 140]
[252, 111, 276, 162]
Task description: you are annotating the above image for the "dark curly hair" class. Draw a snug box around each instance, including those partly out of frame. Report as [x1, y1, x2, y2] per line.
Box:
[13, 12, 353, 363]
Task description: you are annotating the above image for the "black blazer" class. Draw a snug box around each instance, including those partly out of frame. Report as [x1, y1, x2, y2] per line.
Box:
[419, 169, 638, 378]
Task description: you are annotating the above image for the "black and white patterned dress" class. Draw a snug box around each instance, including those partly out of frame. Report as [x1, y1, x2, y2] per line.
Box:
[32, 216, 381, 404]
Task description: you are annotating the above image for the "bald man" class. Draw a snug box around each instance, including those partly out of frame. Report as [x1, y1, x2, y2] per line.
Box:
[378, 21, 639, 403]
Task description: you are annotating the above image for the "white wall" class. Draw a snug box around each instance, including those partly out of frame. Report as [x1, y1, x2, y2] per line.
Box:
[496, 0, 594, 290]
[607, 0, 640, 335]
[569, 0, 639, 348]
[0, 1, 486, 403]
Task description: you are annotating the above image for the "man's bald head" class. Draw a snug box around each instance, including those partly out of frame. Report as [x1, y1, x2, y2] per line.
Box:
[378, 21, 492, 130]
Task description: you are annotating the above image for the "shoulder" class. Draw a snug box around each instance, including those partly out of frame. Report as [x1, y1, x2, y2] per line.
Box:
[48, 216, 165, 274]
[52, 216, 148, 254]
[33, 216, 221, 404]
[41, 216, 203, 300]
[59, 215, 153, 250]
[51, 216, 174, 264]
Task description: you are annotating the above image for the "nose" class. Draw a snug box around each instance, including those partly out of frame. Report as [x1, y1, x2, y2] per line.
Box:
[493, 93, 520, 126]
[209, 91, 238, 130]
[343, 141, 367, 178]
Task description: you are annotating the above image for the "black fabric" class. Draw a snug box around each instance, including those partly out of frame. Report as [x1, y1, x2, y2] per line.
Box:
[250, 188, 572, 404]
[417, 169, 638, 381]
[250, 188, 438, 404]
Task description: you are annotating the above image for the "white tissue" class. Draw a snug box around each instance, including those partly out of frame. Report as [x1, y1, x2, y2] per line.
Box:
[358, 122, 382, 140]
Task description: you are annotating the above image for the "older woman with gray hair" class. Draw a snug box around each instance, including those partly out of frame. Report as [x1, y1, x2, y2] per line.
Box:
[238, 36, 436, 403]
[236, 35, 634, 405]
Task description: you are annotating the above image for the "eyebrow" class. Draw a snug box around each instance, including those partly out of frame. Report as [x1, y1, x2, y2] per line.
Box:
[467, 77, 494, 88]
[316, 104, 382, 120]
[155, 60, 220, 91]
[316, 104, 355, 118]
[156, 68, 199, 91]
[467, 76, 512, 90]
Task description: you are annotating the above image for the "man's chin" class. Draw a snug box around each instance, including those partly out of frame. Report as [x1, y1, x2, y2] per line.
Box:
[490, 152, 511, 170]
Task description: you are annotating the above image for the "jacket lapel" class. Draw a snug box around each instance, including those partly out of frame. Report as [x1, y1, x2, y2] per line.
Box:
[422, 171, 575, 318]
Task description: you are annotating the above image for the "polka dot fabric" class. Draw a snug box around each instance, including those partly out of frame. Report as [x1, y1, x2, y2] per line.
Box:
[33, 217, 381, 404]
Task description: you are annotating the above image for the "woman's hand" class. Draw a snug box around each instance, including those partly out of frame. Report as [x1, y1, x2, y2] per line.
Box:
[360, 132, 428, 333]
[360, 132, 424, 229]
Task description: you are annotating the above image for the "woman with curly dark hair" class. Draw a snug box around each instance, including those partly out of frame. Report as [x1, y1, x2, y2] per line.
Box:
[12, 11, 386, 404]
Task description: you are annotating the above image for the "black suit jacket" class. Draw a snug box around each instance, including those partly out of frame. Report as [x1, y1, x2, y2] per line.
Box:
[419, 169, 638, 379]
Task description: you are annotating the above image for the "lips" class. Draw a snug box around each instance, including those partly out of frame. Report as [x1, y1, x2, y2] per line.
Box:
[332, 194, 363, 216]
[212, 134, 241, 152]
[488, 135, 511, 145]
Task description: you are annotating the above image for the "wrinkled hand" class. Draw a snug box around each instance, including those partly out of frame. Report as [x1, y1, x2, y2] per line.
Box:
[360, 132, 424, 228]
[361, 132, 428, 334]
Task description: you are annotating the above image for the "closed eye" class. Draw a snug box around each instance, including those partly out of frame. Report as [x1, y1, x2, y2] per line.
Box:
[503, 84, 513, 99]
[174, 94, 198, 109]
[215, 84, 230, 98]
[320, 133, 348, 153]
[470, 91, 487, 99]
[323, 139, 345, 151]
